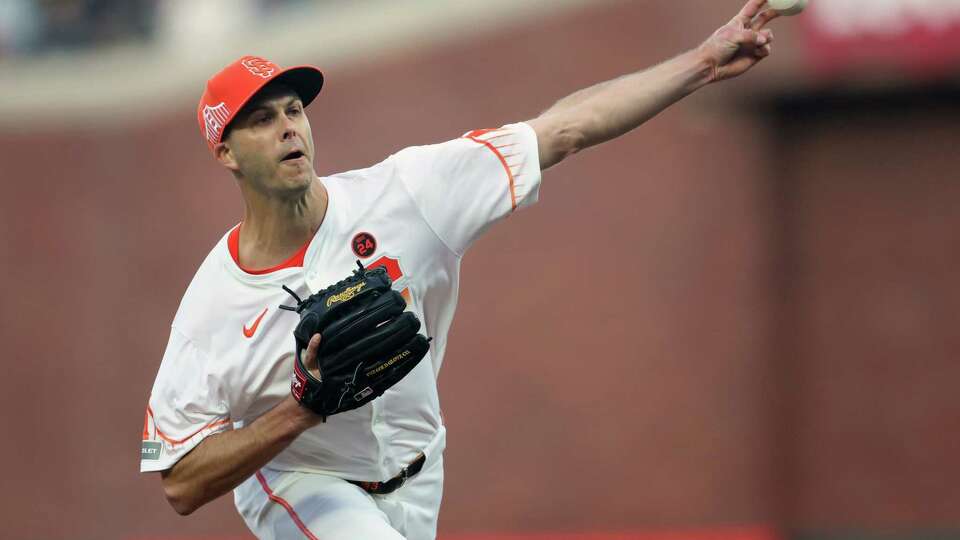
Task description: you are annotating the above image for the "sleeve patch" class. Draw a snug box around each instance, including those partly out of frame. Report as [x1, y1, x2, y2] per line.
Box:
[141, 441, 163, 461]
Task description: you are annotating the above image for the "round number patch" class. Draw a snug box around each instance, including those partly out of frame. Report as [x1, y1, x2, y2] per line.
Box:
[351, 232, 377, 258]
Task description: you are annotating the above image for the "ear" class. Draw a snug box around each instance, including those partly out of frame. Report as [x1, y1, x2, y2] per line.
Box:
[214, 141, 239, 172]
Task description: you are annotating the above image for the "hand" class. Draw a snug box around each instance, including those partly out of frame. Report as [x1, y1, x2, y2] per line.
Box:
[697, 0, 780, 83]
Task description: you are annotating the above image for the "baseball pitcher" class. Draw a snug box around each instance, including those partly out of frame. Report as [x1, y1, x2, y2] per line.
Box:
[141, 2, 780, 538]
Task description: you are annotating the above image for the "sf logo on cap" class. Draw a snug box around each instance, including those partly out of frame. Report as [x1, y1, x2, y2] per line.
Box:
[241, 56, 278, 78]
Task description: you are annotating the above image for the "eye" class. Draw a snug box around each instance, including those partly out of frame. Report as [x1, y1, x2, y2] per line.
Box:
[287, 106, 301, 117]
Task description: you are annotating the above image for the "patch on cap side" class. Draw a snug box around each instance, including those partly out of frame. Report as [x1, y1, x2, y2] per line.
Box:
[202, 102, 232, 144]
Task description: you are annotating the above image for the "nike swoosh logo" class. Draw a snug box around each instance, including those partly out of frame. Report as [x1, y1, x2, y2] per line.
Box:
[243, 308, 268, 338]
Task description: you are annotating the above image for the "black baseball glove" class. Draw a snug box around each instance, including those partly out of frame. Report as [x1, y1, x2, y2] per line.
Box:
[280, 261, 430, 420]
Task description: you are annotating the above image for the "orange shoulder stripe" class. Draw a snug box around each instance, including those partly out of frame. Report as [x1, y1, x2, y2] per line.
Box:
[463, 133, 518, 211]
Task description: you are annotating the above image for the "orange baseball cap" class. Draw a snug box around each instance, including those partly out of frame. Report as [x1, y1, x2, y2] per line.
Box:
[197, 55, 324, 151]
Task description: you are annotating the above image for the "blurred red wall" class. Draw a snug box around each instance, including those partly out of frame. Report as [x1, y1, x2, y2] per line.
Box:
[771, 93, 960, 527]
[0, 2, 957, 539]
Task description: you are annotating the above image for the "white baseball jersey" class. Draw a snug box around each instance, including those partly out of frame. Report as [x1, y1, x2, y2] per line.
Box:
[141, 123, 541, 491]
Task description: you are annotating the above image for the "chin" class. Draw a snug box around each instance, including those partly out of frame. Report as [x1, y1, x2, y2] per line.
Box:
[278, 170, 314, 196]
[296, 169, 316, 188]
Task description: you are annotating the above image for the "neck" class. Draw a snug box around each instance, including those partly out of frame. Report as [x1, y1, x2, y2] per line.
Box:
[237, 177, 328, 269]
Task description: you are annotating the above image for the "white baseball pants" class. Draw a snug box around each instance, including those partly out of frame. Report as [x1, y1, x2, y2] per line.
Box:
[234, 456, 444, 540]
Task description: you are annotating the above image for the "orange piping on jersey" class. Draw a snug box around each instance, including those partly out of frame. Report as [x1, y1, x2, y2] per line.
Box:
[466, 128, 512, 143]
[228, 223, 310, 275]
[256, 471, 320, 540]
[142, 409, 150, 439]
[145, 405, 231, 446]
[465, 128, 499, 138]
[464, 134, 518, 211]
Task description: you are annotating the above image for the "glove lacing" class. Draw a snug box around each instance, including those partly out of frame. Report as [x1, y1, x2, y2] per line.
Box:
[279, 260, 367, 313]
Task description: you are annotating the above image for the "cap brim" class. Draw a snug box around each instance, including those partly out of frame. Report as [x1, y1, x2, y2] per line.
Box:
[273, 65, 325, 107]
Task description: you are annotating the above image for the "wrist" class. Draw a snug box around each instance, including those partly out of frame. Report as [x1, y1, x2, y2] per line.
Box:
[685, 48, 718, 89]
[279, 395, 323, 435]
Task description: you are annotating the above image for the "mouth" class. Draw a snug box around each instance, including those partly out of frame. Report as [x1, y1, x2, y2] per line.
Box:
[280, 150, 306, 163]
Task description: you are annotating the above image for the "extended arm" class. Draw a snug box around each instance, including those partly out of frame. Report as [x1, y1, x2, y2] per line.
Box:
[529, 0, 779, 170]
[160, 335, 323, 515]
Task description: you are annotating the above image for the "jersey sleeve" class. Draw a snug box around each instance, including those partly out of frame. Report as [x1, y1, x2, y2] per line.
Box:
[392, 122, 542, 256]
[140, 327, 232, 472]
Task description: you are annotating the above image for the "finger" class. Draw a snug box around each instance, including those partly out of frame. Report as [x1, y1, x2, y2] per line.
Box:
[751, 8, 780, 30]
[738, 0, 768, 22]
[733, 28, 767, 47]
[717, 55, 757, 80]
[305, 333, 322, 371]
[755, 43, 773, 58]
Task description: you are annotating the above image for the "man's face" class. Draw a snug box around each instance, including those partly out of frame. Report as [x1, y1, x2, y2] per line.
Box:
[218, 83, 316, 196]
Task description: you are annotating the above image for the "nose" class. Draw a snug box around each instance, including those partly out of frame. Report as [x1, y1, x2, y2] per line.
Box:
[281, 114, 297, 141]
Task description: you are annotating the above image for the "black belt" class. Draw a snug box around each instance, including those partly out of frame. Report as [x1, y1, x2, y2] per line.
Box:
[348, 453, 426, 495]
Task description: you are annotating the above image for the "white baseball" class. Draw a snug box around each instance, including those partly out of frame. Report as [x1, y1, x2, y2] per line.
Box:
[767, 0, 808, 16]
